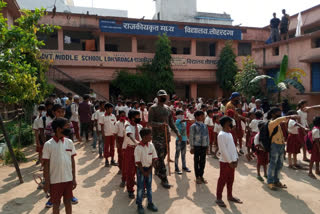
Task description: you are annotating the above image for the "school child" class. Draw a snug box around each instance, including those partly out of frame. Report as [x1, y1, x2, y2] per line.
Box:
[175, 110, 192, 174]
[245, 112, 255, 154]
[201, 104, 208, 117]
[287, 110, 308, 169]
[96, 101, 106, 158]
[32, 104, 46, 166]
[249, 111, 264, 152]
[99, 103, 118, 167]
[139, 102, 148, 128]
[123, 110, 143, 199]
[44, 101, 55, 141]
[186, 106, 195, 137]
[235, 108, 245, 155]
[216, 116, 242, 208]
[308, 116, 320, 179]
[135, 128, 158, 214]
[115, 111, 126, 175]
[42, 118, 77, 214]
[91, 105, 100, 151]
[189, 110, 209, 184]
[205, 110, 215, 155]
[70, 95, 81, 142]
[226, 110, 237, 151]
[253, 122, 269, 181]
[213, 114, 222, 159]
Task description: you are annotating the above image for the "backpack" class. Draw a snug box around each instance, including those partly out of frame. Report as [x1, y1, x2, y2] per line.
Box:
[304, 127, 319, 154]
[65, 104, 72, 120]
[259, 121, 278, 152]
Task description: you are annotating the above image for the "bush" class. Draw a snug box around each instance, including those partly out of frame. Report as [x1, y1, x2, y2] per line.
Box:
[4, 148, 27, 164]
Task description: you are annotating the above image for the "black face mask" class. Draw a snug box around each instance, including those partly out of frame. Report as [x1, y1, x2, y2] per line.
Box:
[159, 97, 167, 103]
[62, 128, 72, 137]
[134, 118, 141, 124]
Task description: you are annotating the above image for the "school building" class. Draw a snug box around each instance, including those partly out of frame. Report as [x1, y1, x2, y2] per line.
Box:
[3, 0, 320, 105]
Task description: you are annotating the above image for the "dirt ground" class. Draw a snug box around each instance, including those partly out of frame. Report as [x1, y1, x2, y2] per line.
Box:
[1, 136, 320, 214]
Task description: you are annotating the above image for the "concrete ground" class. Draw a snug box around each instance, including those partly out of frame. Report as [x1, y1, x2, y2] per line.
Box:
[0, 136, 320, 214]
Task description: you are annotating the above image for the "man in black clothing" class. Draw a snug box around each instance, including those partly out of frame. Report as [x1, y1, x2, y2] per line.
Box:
[270, 13, 281, 43]
[280, 9, 290, 40]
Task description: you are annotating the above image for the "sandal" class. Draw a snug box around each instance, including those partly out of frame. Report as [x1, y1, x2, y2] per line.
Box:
[268, 184, 277, 191]
[275, 182, 287, 189]
[308, 173, 317, 179]
[196, 178, 202, 184]
[216, 200, 226, 208]
[201, 177, 208, 184]
[294, 164, 303, 169]
[257, 176, 264, 182]
[228, 197, 243, 204]
[288, 165, 297, 170]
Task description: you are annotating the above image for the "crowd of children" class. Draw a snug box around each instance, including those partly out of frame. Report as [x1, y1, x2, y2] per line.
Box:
[32, 91, 320, 213]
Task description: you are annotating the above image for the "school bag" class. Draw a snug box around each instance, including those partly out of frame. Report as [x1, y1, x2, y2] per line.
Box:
[304, 127, 319, 154]
[65, 104, 72, 120]
[259, 121, 278, 152]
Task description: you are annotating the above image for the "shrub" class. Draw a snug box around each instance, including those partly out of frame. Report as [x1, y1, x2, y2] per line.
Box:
[4, 148, 27, 164]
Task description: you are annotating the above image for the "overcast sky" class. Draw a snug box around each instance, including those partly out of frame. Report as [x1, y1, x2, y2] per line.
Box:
[73, 0, 319, 27]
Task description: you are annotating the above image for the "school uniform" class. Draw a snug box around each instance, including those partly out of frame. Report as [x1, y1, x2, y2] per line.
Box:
[235, 118, 244, 147]
[249, 119, 260, 148]
[139, 108, 148, 128]
[311, 128, 320, 162]
[254, 133, 269, 165]
[230, 118, 237, 146]
[205, 116, 214, 146]
[95, 110, 105, 156]
[286, 119, 302, 154]
[91, 111, 98, 149]
[186, 112, 195, 137]
[214, 123, 223, 147]
[134, 141, 158, 206]
[216, 131, 238, 200]
[70, 103, 80, 140]
[33, 115, 45, 153]
[115, 120, 126, 171]
[42, 137, 76, 203]
[99, 113, 117, 160]
[123, 122, 142, 192]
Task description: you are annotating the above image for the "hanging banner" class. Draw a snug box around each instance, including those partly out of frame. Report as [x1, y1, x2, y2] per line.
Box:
[99, 19, 242, 40]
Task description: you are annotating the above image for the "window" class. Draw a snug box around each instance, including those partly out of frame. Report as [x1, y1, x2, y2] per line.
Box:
[64, 30, 99, 51]
[311, 37, 320, 48]
[311, 63, 320, 92]
[238, 42, 252, 56]
[196, 41, 216, 56]
[272, 47, 279, 56]
[170, 40, 191, 55]
[171, 47, 177, 54]
[183, 48, 190, 55]
[37, 31, 58, 50]
[137, 38, 157, 53]
[105, 36, 132, 52]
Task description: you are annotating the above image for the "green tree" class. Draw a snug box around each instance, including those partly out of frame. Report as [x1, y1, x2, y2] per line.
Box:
[217, 41, 238, 94]
[250, 55, 305, 102]
[234, 56, 262, 98]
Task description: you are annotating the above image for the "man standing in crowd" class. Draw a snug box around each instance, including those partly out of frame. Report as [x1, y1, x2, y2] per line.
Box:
[148, 90, 182, 189]
[270, 13, 281, 43]
[79, 94, 92, 143]
[280, 9, 290, 40]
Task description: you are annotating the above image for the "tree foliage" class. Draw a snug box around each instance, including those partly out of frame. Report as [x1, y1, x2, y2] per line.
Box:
[234, 56, 262, 98]
[112, 34, 174, 101]
[217, 41, 238, 93]
[0, 1, 59, 104]
[250, 55, 305, 102]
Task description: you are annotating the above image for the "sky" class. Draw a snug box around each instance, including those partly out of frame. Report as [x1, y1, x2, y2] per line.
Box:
[73, 0, 320, 27]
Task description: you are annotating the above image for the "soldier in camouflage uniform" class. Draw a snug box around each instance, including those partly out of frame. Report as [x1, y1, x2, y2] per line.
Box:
[148, 90, 182, 189]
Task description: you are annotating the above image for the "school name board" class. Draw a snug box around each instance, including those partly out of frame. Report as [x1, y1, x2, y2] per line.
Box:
[40, 52, 218, 66]
[99, 19, 242, 40]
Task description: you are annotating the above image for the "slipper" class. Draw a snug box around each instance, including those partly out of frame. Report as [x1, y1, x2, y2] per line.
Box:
[196, 178, 202, 184]
[268, 184, 277, 191]
[228, 197, 243, 204]
[288, 165, 297, 170]
[257, 176, 264, 182]
[308, 173, 317, 179]
[216, 200, 226, 208]
[294, 164, 303, 169]
[275, 182, 287, 189]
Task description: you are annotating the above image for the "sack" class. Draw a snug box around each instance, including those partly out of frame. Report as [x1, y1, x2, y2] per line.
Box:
[259, 121, 278, 152]
[65, 104, 72, 119]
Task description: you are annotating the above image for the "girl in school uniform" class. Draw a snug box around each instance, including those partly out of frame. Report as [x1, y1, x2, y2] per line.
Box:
[235, 109, 245, 155]
[205, 110, 215, 155]
[245, 112, 255, 155]
[249, 111, 264, 152]
[309, 117, 320, 179]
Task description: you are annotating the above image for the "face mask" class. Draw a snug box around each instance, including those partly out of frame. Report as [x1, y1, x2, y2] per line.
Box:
[177, 115, 184, 120]
[62, 128, 72, 137]
[159, 97, 167, 103]
[134, 118, 141, 124]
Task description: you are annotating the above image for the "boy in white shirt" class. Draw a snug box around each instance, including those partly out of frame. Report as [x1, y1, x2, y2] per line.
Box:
[205, 110, 214, 155]
[70, 96, 81, 142]
[43, 118, 77, 214]
[139, 102, 148, 128]
[33, 104, 46, 166]
[99, 103, 117, 167]
[96, 101, 106, 158]
[115, 111, 126, 175]
[91, 105, 100, 151]
[216, 116, 242, 208]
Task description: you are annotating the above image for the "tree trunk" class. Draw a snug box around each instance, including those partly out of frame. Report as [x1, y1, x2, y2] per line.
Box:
[0, 114, 24, 183]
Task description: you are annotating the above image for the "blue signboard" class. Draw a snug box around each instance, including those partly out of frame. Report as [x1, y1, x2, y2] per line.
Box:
[99, 19, 242, 40]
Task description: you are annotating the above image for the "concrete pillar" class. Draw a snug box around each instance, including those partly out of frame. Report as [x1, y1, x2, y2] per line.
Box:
[132, 36, 137, 53]
[191, 39, 196, 56]
[190, 83, 197, 99]
[58, 29, 64, 51]
[90, 82, 110, 101]
[99, 33, 105, 51]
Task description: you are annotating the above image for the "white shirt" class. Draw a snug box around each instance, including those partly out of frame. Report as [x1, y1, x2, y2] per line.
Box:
[187, 112, 195, 120]
[204, 116, 214, 127]
[297, 110, 309, 128]
[249, 119, 261, 133]
[115, 120, 126, 137]
[70, 103, 79, 122]
[288, 119, 299, 134]
[312, 128, 320, 141]
[123, 105, 131, 117]
[139, 108, 148, 123]
[95, 110, 105, 132]
[134, 142, 158, 167]
[218, 131, 238, 163]
[99, 113, 117, 136]
[242, 103, 248, 112]
[33, 115, 43, 130]
[214, 123, 223, 134]
[123, 123, 142, 149]
[254, 133, 262, 146]
[42, 137, 76, 184]
[249, 102, 256, 110]
[91, 111, 98, 131]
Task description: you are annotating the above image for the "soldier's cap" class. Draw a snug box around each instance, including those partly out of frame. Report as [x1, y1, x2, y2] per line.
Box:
[157, 90, 168, 97]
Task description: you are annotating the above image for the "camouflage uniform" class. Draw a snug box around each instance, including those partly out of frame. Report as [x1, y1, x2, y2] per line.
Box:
[148, 103, 180, 183]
